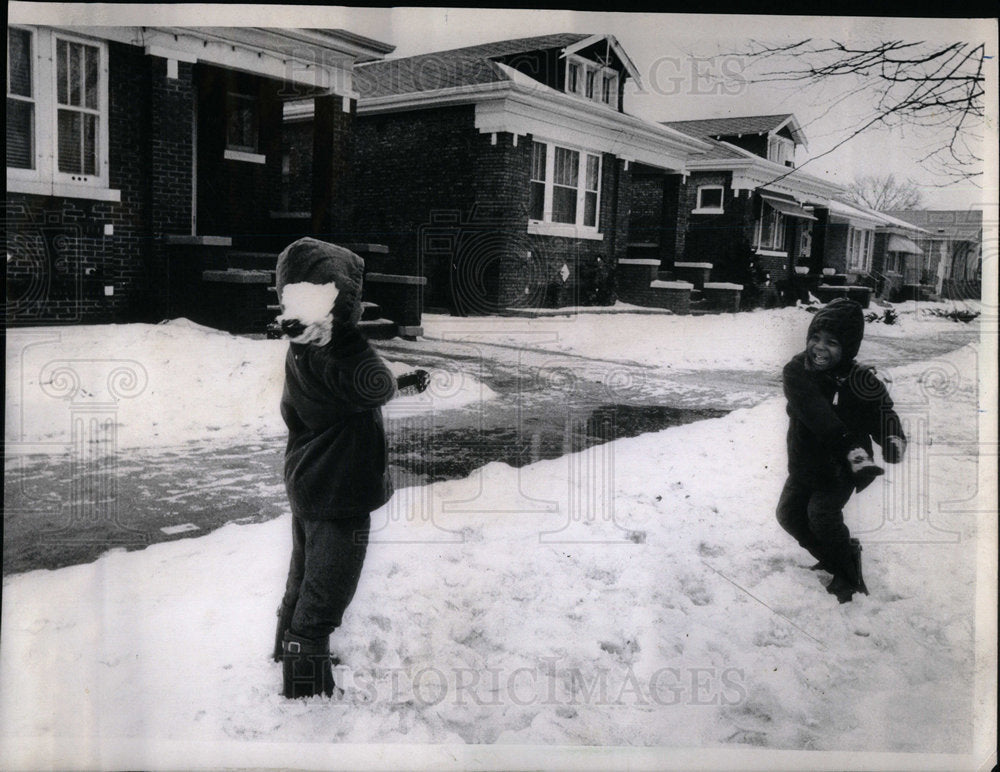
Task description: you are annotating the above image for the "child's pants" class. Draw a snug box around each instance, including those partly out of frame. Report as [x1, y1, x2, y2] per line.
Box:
[775, 476, 860, 583]
[280, 513, 371, 641]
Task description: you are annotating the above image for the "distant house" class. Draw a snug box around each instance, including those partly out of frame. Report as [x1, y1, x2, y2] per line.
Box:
[661, 115, 843, 302]
[286, 33, 711, 314]
[884, 209, 983, 299]
[6, 25, 393, 329]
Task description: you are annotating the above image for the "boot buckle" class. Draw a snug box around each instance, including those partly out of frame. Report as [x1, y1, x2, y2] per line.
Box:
[285, 641, 301, 654]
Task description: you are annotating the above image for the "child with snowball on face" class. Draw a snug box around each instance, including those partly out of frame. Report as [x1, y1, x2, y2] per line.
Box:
[269, 238, 426, 699]
[777, 299, 907, 603]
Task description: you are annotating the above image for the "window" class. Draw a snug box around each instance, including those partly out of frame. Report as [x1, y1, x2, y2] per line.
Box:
[529, 140, 602, 234]
[56, 37, 101, 176]
[583, 154, 599, 227]
[7, 27, 115, 199]
[694, 185, 724, 213]
[564, 55, 619, 107]
[846, 226, 875, 272]
[767, 135, 793, 166]
[529, 141, 546, 221]
[7, 27, 34, 169]
[602, 73, 617, 105]
[226, 92, 259, 153]
[754, 201, 786, 252]
[567, 62, 580, 94]
[552, 146, 579, 223]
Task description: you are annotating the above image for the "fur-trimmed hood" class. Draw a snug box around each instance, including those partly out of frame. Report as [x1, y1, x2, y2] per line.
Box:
[275, 237, 365, 331]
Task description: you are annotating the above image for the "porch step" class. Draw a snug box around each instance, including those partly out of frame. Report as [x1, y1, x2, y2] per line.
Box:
[359, 318, 398, 340]
[227, 251, 279, 271]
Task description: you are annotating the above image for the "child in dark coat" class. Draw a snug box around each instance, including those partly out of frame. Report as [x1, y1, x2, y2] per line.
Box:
[270, 238, 398, 699]
[777, 298, 907, 603]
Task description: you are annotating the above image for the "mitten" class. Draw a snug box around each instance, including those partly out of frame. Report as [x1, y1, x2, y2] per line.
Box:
[882, 435, 907, 464]
[847, 447, 884, 492]
[396, 369, 431, 395]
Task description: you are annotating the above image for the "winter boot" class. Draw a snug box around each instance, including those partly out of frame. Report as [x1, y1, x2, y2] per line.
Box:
[273, 602, 296, 662]
[847, 448, 884, 492]
[850, 538, 870, 596]
[282, 631, 336, 699]
[826, 573, 856, 604]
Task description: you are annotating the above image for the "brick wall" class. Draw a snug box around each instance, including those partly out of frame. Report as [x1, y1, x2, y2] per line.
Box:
[150, 56, 195, 319]
[6, 42, 153, 325]
[680, 172, 755, 284]
[352, 106, 629, 313]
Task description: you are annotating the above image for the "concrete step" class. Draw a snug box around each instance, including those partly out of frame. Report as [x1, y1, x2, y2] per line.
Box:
[359, 318, 398, 340]
[227, 251, 279, 271]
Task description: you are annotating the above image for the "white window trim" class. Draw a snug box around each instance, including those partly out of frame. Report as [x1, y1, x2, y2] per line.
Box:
[7, 27, 118, 200]
[564, 54, 618, 108]
[528, 138, 603, 239]
[767, 134, 794, 166]
[223, 149, 267, 164]
[753, 201, 786, 253]
[692, 184, 725, 214]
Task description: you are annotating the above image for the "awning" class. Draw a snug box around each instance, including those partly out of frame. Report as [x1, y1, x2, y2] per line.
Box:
[759, 192, 817, 221]
[887, 235, 923, 255]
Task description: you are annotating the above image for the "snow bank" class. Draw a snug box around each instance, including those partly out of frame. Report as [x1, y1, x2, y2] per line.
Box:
[1, 343, 989, 768]
[4, 320, 495, 453]
[421, 301, 982, 372]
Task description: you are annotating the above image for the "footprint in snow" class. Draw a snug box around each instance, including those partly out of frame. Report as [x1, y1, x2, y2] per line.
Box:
[680, 575, 714, 606]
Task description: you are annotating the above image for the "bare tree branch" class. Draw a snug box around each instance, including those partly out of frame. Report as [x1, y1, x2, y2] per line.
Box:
[710, 38, 986, 183]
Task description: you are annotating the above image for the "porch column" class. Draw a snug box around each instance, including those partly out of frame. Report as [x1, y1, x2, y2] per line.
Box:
[311, 94, 354, 239]
[148, 55, 196, 320]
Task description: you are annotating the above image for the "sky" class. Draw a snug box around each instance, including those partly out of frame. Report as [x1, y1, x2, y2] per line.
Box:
[11, 4, 999, 211]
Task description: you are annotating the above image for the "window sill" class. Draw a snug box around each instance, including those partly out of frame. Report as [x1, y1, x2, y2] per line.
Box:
[528, 221, 604, 241]
[224, 149, 267, 164]
[7, 177, 121, 202]
[755, 248, 788, 257]
[691, 208, 724, 215]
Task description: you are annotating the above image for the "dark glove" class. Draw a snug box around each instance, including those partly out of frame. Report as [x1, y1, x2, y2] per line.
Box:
[847, 447, 884, 492]
[396, 369, 430, 394]
[882, 436, 907, 464]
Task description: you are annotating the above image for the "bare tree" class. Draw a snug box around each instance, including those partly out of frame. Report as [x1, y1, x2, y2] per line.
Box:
[846, 174, 924, 211]
[715, 40, 986, 184]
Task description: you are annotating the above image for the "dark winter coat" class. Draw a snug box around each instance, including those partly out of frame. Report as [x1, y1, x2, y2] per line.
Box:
[277, 238, 396, 519]
[783, 298, 905, 485]
[782, 354, 905, 485]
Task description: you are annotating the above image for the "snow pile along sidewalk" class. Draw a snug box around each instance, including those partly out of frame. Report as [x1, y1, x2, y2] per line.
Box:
[0, 343, 986, 768]
[4, 319, 494, 453]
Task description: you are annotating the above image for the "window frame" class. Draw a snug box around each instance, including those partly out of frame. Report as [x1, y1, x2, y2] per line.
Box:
[767, 134, 794, 166]
[528, 138, 603, 239]
[564, 54, 619, 108]
[7, 26, 116, 200]
[7, 26, 36, 171]
[753, 200, 787, 254]
[693, 184, 725, 214]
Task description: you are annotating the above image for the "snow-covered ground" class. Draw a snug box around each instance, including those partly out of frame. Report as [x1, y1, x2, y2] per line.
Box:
[2, 303, 995, 770]
[420, 300, 984, 373]
[4, 318, 494, 453]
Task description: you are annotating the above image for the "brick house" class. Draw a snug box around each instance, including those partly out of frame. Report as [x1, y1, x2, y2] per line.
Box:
[6, 25, 393, 329]
[884, 209, 982, 299]
[661, 115, 844, 305]
[286, 33, 711, 314]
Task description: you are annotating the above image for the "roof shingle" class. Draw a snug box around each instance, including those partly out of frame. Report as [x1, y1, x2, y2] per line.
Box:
[663, 115, 795, 140]
[355, 33, 592, 99]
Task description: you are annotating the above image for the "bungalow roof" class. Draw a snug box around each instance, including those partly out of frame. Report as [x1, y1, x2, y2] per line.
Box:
[663, 115, 803, 144]
[355, 33, 593, 98]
